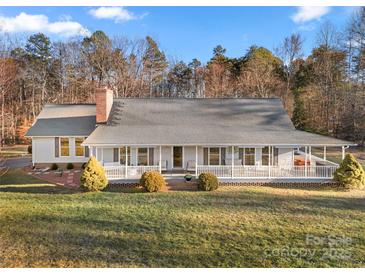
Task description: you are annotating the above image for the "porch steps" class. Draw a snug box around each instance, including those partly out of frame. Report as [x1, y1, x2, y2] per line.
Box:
[165, 180, 198, 191]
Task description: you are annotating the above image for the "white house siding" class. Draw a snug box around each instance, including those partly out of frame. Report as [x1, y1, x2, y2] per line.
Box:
[102, 148, 114, 163]
[32, 137, 89, 164]
[94, 145, 294, 169]
[278, 148, 294, 166]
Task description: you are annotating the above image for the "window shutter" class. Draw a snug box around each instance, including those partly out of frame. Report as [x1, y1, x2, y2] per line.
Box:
[84, 146, 89, 157]
[221, 148, 226, 165]
[55, 137, 59, 158]
[203, 148, 208, 165]
[148, 148, 154, 166]
[113, 148, 119, 162]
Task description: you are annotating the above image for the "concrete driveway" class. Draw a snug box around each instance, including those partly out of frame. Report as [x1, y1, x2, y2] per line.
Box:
[1, 156, 32, 168]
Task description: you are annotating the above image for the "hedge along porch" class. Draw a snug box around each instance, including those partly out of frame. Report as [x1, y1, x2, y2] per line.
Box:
[88, 144, 345, 180]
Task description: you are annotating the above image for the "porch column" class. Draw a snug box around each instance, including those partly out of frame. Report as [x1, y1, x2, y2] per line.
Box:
[125, 146, 128, 179]
[309, 146, 312, 166]
[323, 146, 327, 161]
[159, 146, 162, 173]
[268, 146, 271, 178]
[101, 148, 104, 164]
[342, 146, 345, 160]
[304, 146, 308, 177]
[231, 146, 234, 179]
[95, 147, 98, 161]
[195, 146, 198, 178]
[89, 146, 93, 157]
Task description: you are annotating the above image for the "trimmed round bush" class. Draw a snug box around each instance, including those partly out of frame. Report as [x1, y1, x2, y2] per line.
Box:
[80, 156, 108, 192]
[334, 153, 365, 189]
[198, 172, 219, 191]
[50, 163, 58, 170]
[66, 163, 74, 170]
[140, 171, 166, 192]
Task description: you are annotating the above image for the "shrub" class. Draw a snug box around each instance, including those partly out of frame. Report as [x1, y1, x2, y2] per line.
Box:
[198, 172, 219, 191]
[80, 156, 108, 192]
[27, 145, 32, 154]
[334, 154, 365, 189]
[50, 163, 58, 170]
[140, 171, 166, 192]
[66, 163, 74, 170]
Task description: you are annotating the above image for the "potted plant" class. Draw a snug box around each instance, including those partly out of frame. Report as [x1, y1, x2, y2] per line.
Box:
[184, 174, 193, 182]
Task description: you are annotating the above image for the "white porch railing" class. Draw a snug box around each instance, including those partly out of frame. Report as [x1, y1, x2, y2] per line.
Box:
[197, 165, 232, 178]
[197, 165, 338, 179]
[104, 165, 160, 180]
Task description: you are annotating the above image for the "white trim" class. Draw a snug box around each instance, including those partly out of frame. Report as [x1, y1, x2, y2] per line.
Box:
[195, 146, 198, 177]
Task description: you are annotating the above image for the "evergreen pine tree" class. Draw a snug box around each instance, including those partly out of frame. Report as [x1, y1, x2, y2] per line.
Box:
[292, 88, 307, 130]
[80, 156, 108, 191]
[334, 154, 365, 189]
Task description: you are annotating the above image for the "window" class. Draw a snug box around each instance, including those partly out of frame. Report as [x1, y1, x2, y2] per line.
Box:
[209, 147, 220, 165]
[272, 147, 279, 166]
[138, 148, 148, 166]
[60, 138, 70, 156]
[75, 137, 85, 156]
[120, 147, 131, 165]
[262, 146, 270, 166]
[244, 148, 255, 165]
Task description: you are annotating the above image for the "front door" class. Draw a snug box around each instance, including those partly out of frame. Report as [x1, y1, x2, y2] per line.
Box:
[173, 146, 183, 168]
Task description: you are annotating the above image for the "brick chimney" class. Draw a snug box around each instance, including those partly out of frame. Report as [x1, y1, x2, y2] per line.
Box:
[96, 87, 113, 123]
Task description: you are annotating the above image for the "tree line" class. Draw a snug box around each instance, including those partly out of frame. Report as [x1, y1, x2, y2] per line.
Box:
[0, 8, 364, 145]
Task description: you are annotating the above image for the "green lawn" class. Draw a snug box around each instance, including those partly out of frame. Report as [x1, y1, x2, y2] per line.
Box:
[0, 169, 364, 267]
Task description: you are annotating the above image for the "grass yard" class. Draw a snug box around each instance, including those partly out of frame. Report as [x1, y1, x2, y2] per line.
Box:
[1, 169, 365, 267]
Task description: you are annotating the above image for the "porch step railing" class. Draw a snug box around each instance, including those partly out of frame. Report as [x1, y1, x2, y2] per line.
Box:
[104, 165, 159, 180]
[197, 165, 338, 179]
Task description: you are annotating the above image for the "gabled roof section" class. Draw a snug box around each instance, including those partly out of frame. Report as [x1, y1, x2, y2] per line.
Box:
[26, 104, 96, 137]
[84, 98, 353, 146]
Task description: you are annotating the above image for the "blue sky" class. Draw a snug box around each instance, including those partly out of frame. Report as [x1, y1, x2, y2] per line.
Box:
[0, 6, 358, 63]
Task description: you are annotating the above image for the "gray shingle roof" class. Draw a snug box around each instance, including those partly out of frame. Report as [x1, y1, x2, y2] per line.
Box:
[83, 98, 353, 146]
[26, 104, 96, 137]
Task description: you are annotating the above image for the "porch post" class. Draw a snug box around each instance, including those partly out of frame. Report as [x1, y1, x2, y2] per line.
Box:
[159, 146, 162, 173]
[231, 146, 234, 179]
[268, 146, 271, 178]
[309, 146, 312, 166]
[95, 147, 98, 161]
[125, 146, 128, 179]
[342, 146, 345, 160]
[304, 146, 308, 177]
[323, 146, 327, 161]
[195, 146, 198, 178]
[89, 146, 93, 157]
[101, 148, 104, 165]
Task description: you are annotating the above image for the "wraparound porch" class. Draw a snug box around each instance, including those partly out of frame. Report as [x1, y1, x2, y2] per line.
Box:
[87, 145, 345, 181]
